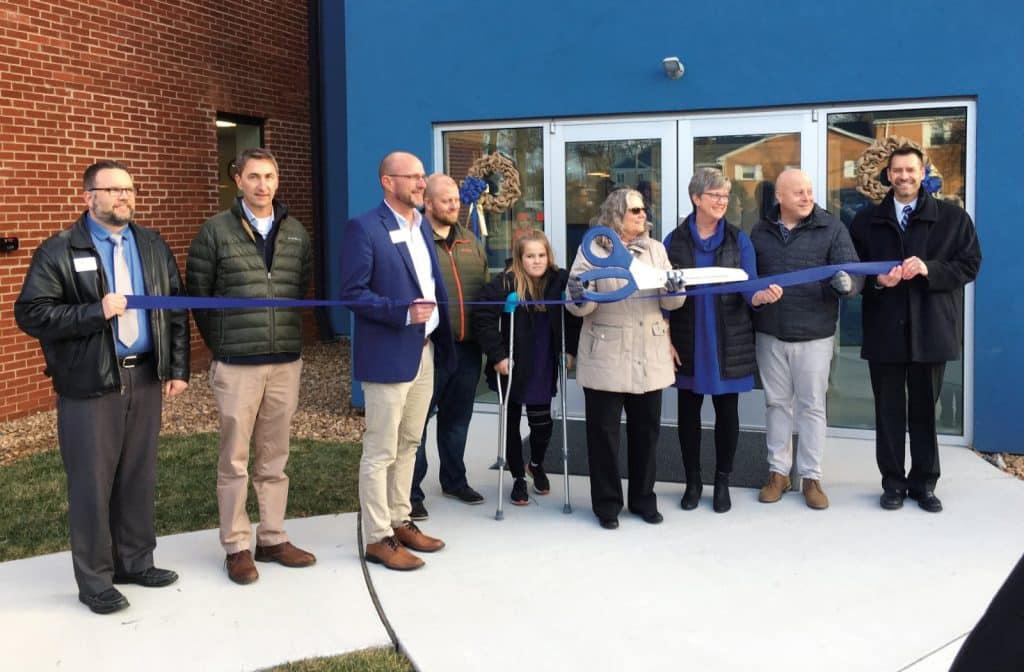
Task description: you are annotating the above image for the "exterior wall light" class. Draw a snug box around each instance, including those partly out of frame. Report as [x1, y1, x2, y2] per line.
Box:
[662, 56, 684, 79]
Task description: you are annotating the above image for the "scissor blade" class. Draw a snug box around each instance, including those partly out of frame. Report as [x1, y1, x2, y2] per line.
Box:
[678, 267, 749, 285]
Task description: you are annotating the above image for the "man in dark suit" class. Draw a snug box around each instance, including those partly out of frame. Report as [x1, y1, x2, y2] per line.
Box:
[339, 151, 455, 570]
[850, 145, 981, 512]
[15, 160, 190, 614]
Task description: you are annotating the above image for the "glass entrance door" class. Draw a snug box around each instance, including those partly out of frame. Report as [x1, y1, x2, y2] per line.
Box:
[551, 112, 816, 428]
[550, 119, 677, 420]
[677, 113, 817, 430]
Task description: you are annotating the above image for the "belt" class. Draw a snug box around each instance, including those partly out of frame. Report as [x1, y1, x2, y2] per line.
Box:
[118, 353, 151, 368]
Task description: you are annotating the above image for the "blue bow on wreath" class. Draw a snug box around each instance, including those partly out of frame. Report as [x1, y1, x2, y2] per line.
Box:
[922, 165, 942, 195]
[459, 176, 488, 240]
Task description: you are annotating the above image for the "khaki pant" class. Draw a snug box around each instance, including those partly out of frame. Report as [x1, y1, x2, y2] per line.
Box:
[360, 342, 434, 544]
[211, 358, 302, 554]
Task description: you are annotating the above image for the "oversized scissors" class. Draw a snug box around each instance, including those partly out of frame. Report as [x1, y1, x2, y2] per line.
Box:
[577, 226, 748, 303]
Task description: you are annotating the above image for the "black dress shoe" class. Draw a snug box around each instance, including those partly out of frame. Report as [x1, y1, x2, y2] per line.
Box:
[880, 490, 906, 510]
[113, 566, 179, 587]
[641, 511, 663, 524]
[908, 490, 943, 513]
[79, 587, 129, 615]
[598, 517, 619, 530]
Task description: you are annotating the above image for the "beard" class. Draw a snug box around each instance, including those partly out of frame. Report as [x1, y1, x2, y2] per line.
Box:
[94, 204, 134, 228]
[396, 190, 423, 210]
[429, 209, 459, 227]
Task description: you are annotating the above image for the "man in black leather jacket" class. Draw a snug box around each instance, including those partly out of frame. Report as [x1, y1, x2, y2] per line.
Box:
[14, 160, 189, 615]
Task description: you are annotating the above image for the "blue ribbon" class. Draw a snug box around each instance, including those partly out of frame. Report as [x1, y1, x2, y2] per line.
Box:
[125, 261, 897, 310]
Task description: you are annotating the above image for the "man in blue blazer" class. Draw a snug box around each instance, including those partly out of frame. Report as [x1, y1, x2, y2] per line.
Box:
[339, 151, 455, 570]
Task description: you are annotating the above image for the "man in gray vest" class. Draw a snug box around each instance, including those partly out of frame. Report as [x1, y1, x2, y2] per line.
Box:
[750, 169, 860, 510]
[15, 160, 190, 614]
[187, 148, 316, 584]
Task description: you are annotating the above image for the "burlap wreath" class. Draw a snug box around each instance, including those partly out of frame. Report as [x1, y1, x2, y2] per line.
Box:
[855, 136, 943, 203]
[466, 153, 522, 213]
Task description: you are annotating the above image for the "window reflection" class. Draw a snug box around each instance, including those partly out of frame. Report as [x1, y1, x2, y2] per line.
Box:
[442, 128, 544, 273]
[564, 139, 661, 268]
[693, 133, 800, 234]
[826, 107, 968, 435]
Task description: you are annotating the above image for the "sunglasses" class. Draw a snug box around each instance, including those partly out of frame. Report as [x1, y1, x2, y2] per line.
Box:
[627, 206, 647, 215]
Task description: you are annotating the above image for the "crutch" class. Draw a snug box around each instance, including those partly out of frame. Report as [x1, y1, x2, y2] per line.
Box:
[559, 293, 573, 514]
[494, 291, 518, 521]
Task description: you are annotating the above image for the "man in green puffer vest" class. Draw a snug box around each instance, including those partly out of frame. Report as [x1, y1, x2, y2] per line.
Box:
[186, 148, 315, 585]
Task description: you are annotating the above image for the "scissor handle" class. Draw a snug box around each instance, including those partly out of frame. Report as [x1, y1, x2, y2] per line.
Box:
[580, 226, 633, 270]
[579, 267, 638, 303]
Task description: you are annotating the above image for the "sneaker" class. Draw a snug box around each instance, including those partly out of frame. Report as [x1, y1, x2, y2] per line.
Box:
[410, 500, 429, 521]
[801, 479, 829, 510]
[442, 485, 485, 505]
[527, 463, 550, 494]
[758, 472, 792, 503]
[511, 477, 529, 505]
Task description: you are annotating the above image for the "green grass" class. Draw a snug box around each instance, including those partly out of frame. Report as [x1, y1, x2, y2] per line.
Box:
[264, 648, 414, 672]
[0, 433, 362, 562]
[0, 434, 415, 671]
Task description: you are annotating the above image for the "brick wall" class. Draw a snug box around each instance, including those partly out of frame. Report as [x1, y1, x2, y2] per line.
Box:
[0, 0, 315, 421]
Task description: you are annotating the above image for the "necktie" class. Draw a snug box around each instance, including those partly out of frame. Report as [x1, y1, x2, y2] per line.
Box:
[900, 205, 913, 232]
[109, 233, 139, 347]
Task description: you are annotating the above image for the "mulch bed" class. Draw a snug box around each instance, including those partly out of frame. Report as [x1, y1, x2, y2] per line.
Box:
[0, 341, 365, 466]
[1, 342, 1022, 481]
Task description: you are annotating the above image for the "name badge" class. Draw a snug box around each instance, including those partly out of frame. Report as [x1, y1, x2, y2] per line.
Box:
[389, 228, 410, 245]
[73, 256, 98, 272]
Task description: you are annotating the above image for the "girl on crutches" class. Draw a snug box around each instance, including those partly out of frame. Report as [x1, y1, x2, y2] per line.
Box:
[475, 230, 578, 507]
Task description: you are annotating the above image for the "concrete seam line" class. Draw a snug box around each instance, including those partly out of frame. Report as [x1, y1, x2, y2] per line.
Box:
[356, 509, 403, 656]
[894, 631, 969, 671]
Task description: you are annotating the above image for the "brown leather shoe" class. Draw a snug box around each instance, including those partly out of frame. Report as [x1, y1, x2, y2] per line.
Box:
[393, 520, 445, 553]
[254, 541, 317, 568]
[802, 479, 829, 510]
[365, 536, 424, 571]
[758, 471, 792, 503]
[225, 550, 259, 584]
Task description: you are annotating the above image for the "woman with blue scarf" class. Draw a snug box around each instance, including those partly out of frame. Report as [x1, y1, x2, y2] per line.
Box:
[663, 168, 781, 513]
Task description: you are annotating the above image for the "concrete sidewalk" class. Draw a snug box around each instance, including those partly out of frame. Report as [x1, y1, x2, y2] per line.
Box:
[1, 415, 1021, 671]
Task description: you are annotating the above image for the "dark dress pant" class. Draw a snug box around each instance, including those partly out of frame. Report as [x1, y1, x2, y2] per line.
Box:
[583, 387, 661, 520]
[868, 361, 945, 494]
[57, 360, 162, 596]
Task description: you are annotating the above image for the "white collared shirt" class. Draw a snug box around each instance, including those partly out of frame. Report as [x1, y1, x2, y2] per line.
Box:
[893, 197, 917, 224]
[384, 202, 438, 335]
[241, 200, 274, 238]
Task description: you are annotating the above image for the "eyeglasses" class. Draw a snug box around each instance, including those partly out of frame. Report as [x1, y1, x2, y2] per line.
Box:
[627, 206, 647, 215]
[702, 192, 730, 203]
[387, 174, 427, 182]
[88, 187, 137, 197]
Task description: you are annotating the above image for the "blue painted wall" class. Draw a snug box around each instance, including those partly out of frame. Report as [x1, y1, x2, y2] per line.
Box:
[322, 0, 1023, 452]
